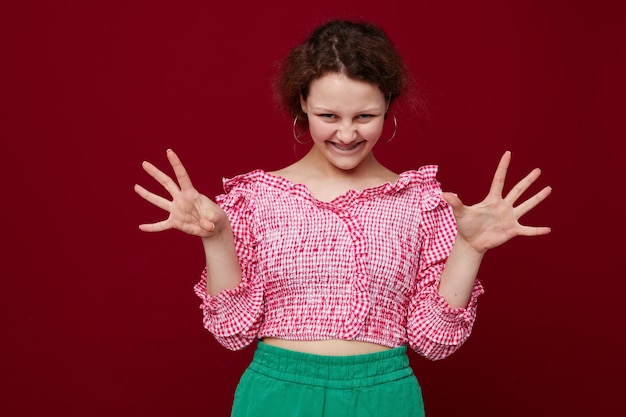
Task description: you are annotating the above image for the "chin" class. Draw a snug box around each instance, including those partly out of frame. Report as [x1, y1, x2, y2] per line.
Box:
[329, 159, 364, 172]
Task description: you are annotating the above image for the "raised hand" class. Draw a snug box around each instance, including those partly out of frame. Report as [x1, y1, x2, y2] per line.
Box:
[442, 151, 552, 253]
[134, 149, 227, 238]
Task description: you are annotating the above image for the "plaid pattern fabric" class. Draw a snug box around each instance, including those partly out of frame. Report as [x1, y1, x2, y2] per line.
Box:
[193, 166, 484, 359]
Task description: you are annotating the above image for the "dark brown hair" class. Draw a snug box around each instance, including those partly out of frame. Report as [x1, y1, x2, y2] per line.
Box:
[274, 20, 415, 129]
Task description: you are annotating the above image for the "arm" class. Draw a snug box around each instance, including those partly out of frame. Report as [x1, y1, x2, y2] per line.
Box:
[438, 151, 552, 308]
[193, 181, 265, 350]
[407, 152, 550, 360]
[134, 149, 242, 294]
[135, 150, 264, 349]
[202, 228, 241, 296]
[407, 197, 484, 360]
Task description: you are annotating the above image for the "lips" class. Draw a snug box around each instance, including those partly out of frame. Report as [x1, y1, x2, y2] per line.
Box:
[329, 141, 363, 151]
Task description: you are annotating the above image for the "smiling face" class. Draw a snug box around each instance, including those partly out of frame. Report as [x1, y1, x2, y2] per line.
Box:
[300, 72, 388, 173]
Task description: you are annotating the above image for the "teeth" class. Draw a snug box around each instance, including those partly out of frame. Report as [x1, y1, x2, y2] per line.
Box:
[332, 142, 359, 151]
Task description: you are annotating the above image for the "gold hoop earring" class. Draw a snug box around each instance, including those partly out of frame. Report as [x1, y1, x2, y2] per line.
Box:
[292, 113, 310, 144]
[381, 110, 397, 143]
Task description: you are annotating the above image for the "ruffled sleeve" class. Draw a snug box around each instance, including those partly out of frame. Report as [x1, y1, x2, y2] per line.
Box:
[406, 167, 484, 360]
[193, 174, 265, 351]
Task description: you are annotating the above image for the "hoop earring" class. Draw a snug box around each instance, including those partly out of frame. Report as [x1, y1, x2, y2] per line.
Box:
[381, 110, 398, 143]
[292, 113, 310, 144]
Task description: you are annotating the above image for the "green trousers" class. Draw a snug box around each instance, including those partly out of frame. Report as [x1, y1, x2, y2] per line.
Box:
[231, 341, 424, 417]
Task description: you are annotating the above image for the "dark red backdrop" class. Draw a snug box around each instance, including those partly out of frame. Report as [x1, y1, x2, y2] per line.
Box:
[2, 1, 623, 416]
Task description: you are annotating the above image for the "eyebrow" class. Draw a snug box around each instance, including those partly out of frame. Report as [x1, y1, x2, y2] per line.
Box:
[310, 106, 383, 113]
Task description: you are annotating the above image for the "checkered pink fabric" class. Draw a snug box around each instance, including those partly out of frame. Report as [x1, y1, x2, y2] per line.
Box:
[194, 167, 484, 360]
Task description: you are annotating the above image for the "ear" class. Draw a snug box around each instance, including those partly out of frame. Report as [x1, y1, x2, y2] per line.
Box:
[300, 94, 307, 114]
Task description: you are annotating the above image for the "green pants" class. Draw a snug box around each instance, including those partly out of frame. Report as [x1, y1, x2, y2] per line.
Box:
[231, 341, 424, 417]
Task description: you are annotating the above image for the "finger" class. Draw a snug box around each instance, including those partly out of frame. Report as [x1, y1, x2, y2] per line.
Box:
[504, 167, 542, 205]
[142, 160, 181, 196]
[442, 192, 465, 218]
[487, 151, 512, 197]
[199, 218, 216, 233]
[514, 185, 552, 218]
[134, 184, 173, 211]
[517, 224, 552, 237]
[138, 220, 172, 233]
[442, 192, 462, 208]
[166, 149, 195, 191]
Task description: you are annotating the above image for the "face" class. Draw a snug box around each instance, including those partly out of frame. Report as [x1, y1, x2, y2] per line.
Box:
[300, 72, 388, 173]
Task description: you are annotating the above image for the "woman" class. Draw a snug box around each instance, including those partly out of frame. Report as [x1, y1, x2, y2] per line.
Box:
[134, 20, 551, 417]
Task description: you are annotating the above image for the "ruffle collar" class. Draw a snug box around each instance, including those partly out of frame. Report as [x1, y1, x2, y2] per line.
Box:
[222, 165, 442, 209]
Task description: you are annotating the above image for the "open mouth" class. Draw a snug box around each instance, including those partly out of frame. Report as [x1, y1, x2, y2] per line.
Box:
[329, 141, 363, 151]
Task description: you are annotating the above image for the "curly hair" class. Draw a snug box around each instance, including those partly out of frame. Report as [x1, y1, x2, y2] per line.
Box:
[274, 20, 415, 130]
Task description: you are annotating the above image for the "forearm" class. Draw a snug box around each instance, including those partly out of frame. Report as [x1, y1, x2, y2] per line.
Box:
[437, 237, 485, 309]
[202, 226, 242, 296]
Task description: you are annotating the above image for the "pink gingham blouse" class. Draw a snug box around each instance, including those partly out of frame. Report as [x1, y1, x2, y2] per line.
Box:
[194, 166, 484, 360]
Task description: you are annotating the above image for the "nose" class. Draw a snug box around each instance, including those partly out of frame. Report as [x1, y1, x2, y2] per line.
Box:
[336, 121, 357, 143]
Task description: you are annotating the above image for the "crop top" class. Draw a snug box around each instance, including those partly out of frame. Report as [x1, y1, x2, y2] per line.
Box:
[194, 166, 484, 360]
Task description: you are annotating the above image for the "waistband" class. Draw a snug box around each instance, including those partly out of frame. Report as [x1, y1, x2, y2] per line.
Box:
[247, 341, 414, 389]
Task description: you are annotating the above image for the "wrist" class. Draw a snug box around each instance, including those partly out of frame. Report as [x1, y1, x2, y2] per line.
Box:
[452, 235, 486, 259]
[202, 218, 235, 245]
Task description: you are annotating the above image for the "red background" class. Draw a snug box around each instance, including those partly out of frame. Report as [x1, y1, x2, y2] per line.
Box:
[2, 1, 624, 416]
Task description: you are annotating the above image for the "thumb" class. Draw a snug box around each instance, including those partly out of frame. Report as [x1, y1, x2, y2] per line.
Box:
[199, 218, 216, 233]
[442, 192, 464, 215]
